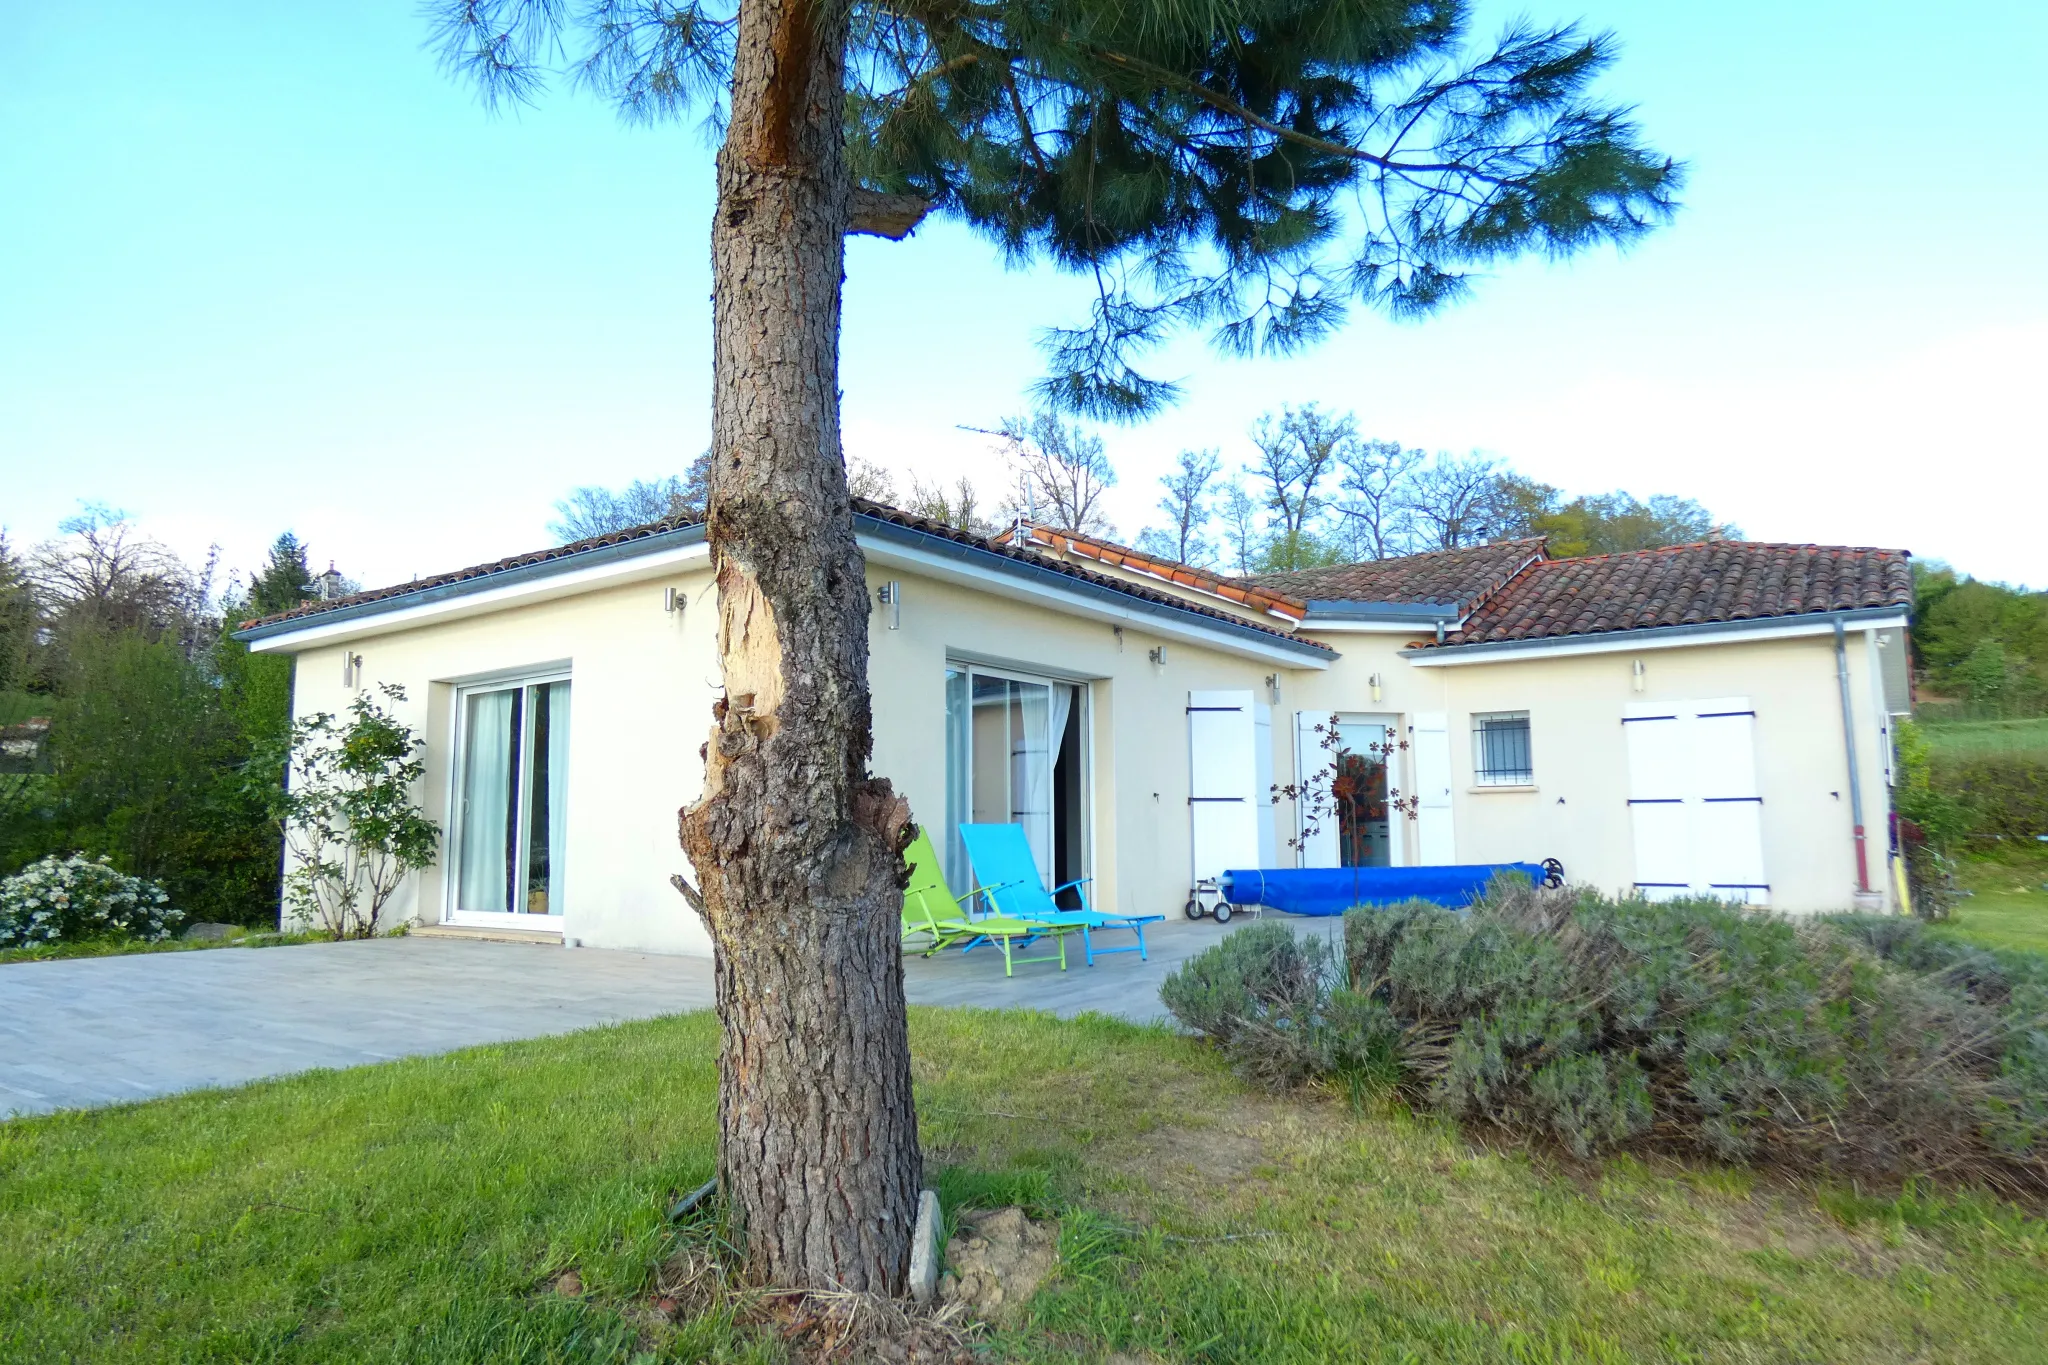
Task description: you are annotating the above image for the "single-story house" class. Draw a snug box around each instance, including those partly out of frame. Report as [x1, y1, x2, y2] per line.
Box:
[234, 501, 1914, 954]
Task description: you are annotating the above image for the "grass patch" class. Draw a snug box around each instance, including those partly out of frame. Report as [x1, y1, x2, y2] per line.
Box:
[1937, 850, 2048, 956]
[0, 690, 48, 726]
[0, 926, 321, 965]
[4, 1008, 2046, 1362]
[1923, 717, 2048, 762]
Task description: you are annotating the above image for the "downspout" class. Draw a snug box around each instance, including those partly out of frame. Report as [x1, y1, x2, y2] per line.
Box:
[1834, 615, 1872, 895]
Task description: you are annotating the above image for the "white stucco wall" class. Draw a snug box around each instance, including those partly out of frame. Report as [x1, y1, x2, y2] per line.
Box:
[270, 547, 1900, 952]
[277, 555, 1313, 953]
[863, 567, 1300, 921]
[285, 568, 720, 954]
[1283, 625, 1901, 914]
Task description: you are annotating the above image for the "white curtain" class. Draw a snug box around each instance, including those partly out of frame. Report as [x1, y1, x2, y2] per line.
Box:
[545, 682, 571, 915]
[1012, 681, 1053, 884]
[458, 689, 515, 913]
[1047, 683, 1073, 778]
[943, 668, 971, 893]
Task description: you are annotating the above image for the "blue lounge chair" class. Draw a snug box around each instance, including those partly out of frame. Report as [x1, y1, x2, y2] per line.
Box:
[957, 822, 1163, 966]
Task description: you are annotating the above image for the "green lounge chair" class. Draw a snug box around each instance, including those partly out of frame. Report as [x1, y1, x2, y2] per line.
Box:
[900, 830, 1074, 976]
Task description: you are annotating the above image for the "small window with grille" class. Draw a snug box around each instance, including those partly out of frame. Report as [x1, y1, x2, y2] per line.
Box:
[1472, 711, 1533, 785]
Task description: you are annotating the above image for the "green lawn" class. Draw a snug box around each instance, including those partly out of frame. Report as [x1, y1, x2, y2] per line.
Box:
[1922, 716, 2048, 761]
[5, 1009, 2046, 1364]
[1937, 853, 2048, 955]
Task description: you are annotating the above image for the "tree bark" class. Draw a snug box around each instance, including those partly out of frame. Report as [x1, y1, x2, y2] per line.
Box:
[678, 0, 922, 1294]
[848, 189, 933, 240]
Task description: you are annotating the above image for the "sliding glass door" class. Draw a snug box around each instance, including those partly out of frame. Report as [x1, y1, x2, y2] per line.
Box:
[943, 665, 1085, 901]
[451, 676, 570, 923]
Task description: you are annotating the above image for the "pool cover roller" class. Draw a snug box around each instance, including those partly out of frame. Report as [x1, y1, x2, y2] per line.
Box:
[1218, 862, 1561, 917]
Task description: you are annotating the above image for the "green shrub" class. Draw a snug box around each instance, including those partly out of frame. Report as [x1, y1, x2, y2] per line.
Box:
[1162, 883, 2048, 1195]
[1934, 752, 2048, 846]
[1157, 921, 1402, 1091]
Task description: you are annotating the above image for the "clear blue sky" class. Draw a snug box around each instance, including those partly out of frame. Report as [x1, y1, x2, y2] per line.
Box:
[4, 1, 2045, 591]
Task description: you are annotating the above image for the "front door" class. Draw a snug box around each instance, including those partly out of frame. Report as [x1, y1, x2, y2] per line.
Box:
[1296, 712, 1404, 869]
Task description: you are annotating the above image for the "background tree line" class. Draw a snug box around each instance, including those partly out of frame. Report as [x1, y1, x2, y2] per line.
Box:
[0, 509, 352, 925]
[553, 411, 2044, 723]
[553, 402, 1738, 577]
[1911, 563, 2048, 718]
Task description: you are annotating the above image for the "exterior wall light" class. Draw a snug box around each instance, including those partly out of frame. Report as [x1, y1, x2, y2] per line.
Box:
[1631, 658, 1646, 692]
[1369, 672, 1383, 703]
[341, 651, 364, 689]
[1148, 645, 1167, 666]
[876, 581, 902, 630]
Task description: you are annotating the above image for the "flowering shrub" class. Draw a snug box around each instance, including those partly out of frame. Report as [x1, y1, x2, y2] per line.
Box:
[0, 855, 184, 948]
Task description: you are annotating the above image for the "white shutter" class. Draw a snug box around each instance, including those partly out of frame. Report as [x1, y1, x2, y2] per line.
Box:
[1189, 691, 1259, 882]
[1413, 711, 1455, 866]
[1696, 802, 1768, 902]
[1691, 701, 1759, 801]
[1629, 803, 1693, 899]
[1623, 709, 1691, 896]
[1254, 702, 1277, 868]
[1623, 699, 1768, 903]
[1294, 710, 1339, 868]
[1624, 709, 1687, 800]
[1692, 701, 1767, 901]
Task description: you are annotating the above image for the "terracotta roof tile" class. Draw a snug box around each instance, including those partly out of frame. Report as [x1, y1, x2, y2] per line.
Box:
[993, 523, 1308, 620]
[1246, 539, 1547, 613]
[852, 503, 1328, 648]
[1436, 541, 1912, 646]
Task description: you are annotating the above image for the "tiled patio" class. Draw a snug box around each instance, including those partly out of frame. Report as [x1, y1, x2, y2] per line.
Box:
[0, 913, 1321, 1119]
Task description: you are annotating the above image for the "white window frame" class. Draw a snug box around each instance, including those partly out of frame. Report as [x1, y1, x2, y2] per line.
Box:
[943, 660, 1092, 904]
[1471, 710, 1534, 787]
[444, 668, 572, 930]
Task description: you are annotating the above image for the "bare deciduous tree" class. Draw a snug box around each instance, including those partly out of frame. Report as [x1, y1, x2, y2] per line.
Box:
[1331, 438, 1423, 560]
[31, 505, 212, 646]
[1216, 483, 1263, 576]
[846, 454, 899, 504]
[1136, 449, 1221, 565]
[906, 475, 992, 532]
[548, 453, 714, 542]
[1247, 405, 1353, 570]
[994, 412, 1117, 537]
[1402, 452, 1506, 551]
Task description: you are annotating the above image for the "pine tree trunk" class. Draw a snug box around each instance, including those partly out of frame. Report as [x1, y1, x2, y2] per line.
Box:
[677, 0, 922, 1294]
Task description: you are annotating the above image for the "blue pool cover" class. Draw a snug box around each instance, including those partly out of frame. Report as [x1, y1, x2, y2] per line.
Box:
[1219, 864, 1550, 917]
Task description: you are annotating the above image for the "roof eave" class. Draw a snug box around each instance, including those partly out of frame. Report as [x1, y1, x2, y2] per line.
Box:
[233, 511, 1336, 667]
[1402, 605, 1911, 664]
[232, 522, 710, 645]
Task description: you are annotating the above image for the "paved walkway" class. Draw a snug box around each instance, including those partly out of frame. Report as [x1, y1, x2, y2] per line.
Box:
[0, 915, 1310, 1119]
